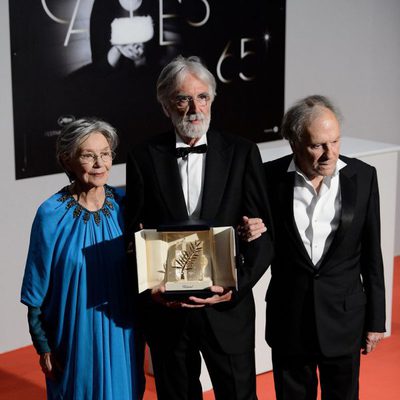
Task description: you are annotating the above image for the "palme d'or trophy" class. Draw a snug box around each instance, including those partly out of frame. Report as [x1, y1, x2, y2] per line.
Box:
[164, 232, 212, 292]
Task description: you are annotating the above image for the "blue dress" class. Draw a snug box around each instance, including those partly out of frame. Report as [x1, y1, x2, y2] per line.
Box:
[21, 185, 138, 400]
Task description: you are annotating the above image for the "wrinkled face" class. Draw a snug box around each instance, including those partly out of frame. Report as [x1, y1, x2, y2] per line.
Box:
[166, 73, 212, 140]
[66, 132, 112, 189]
[292, 108, 341, 180]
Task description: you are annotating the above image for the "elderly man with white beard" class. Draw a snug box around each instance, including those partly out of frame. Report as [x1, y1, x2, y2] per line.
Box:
[125, 55, 273, 400]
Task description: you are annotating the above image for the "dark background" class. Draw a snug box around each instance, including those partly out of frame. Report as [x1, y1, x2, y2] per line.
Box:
[9, 0, 285, 179]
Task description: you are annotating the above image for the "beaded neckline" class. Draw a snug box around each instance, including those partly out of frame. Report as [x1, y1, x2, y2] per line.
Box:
[57, 185, 115, 225]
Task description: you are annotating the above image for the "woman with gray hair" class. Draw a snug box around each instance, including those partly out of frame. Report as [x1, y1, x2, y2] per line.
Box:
[21, 118, 140, 399]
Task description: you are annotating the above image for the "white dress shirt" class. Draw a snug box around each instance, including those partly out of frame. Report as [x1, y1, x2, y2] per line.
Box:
[176, 134, 207, 219]
[288, 158, 347, 266]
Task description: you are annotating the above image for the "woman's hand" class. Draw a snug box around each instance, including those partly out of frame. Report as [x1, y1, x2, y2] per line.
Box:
[39, 352, 56, 380]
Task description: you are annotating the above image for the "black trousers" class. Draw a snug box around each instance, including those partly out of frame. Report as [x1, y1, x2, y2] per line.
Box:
[272, 350, 361, 400]
[150, 309, 257, 400]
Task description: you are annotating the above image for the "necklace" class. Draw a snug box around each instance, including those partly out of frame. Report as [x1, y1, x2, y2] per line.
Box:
[57, 185, 115, 225]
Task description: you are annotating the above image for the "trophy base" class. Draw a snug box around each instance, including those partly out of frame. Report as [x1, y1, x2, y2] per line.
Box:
[165, 279, 213, 291]
[164, 278, 213, 299]
[162, 288, 214, 300]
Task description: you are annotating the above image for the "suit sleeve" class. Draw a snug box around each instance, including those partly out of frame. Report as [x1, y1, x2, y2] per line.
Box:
[125, 150, 145, 242]
[235, 143, 274, 300]
[360, 167, 386, 332]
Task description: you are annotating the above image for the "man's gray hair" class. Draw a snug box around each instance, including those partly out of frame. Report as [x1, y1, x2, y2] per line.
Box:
[156, 55, 217, 109]
[56, 117, 118, 180]
[281, 95, 342, 144]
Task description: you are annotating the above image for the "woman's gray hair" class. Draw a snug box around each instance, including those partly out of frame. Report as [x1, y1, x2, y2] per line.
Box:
[156, 55, 217, 110]
[281, 95, 342, 144]
[56, 117, 118, 180]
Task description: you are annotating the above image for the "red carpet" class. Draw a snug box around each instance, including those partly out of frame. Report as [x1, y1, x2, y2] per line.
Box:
[1, 257, 399, 399]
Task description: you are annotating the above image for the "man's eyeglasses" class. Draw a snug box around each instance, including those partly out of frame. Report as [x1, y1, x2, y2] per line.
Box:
[174, 93, 211, 109]
[78, 151, 116, 165]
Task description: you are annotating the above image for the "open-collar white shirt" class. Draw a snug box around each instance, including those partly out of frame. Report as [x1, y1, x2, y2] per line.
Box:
[288, 158, 347, 267]
[175, 133, 207, 219]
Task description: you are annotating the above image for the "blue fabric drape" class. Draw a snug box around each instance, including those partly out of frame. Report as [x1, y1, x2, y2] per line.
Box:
[21, 186, 138, 400]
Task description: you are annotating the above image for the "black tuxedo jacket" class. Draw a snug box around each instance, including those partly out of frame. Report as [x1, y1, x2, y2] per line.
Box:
[264, 154, 386, 357]
[126, 129, 273, 354]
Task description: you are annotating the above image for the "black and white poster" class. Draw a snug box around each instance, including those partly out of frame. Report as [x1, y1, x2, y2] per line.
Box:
[9, 0, 286, 179]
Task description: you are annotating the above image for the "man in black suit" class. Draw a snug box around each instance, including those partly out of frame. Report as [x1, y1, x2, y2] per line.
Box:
[126, 56, 273, 400]
[245, 95, 386, 399]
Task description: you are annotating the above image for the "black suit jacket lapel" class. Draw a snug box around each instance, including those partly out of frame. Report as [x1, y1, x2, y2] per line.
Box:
[278, 170, 315, 269]
[149, 132, 189, 221]
[200, 130, 234, 221]
[321, 163, 356, 264]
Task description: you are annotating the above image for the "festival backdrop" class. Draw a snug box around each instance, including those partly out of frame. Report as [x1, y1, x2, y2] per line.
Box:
[9, 0, 286, 179]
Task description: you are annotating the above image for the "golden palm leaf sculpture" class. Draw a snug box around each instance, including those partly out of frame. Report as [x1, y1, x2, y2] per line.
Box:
[173, 240, 202, 280]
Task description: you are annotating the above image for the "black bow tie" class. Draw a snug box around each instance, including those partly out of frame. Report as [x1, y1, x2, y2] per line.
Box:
[175, 144, 207, 158]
